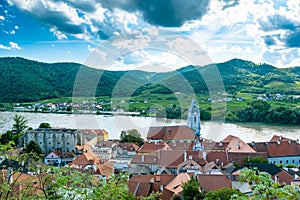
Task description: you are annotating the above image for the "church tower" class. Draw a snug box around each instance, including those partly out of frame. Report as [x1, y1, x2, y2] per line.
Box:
[187, 99, 201, 136]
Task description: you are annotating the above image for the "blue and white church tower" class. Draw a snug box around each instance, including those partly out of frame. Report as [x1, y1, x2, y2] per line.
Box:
[187, 99, 202, 151]
[187, 99, 201, 136]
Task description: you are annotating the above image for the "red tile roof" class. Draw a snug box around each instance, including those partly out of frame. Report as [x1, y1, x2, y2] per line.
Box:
[70, 152, 100, 168]
[249, 142, 268, 153]
[266, 141, 300, 157]
[270, 135, 293, 142]
[158, 150, 205, 168]
[222, 135, 256, 153]
[165, 173, 191, 195]
[168, 142, 194, 151]
[197, 174, 232, 192]
[128, 174, 177, 198]
[96, 161, 114, 178]
[118, 143, 139, 152]
[131, 154, 158, 165]
[206, 151, 228, 165]
[138, 142, 170, 154]
[147, 126, 195, 141]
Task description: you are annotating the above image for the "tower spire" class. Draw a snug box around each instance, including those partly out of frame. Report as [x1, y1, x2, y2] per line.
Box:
[187, 98, 201, 137]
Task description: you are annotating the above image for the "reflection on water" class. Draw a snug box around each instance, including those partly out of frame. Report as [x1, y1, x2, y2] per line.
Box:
[0, 112, 299, 142]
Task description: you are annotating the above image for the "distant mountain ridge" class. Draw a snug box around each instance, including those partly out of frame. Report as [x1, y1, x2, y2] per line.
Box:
[0, 57, 300, 102]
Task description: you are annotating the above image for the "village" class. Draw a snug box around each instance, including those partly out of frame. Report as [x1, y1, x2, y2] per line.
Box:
[1, 100, 299, 199]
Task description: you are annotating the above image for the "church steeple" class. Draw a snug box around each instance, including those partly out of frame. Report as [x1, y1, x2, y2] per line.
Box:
[187, 99, 201, 137]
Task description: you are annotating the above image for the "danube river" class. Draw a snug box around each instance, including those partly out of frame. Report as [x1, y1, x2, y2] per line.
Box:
[1, 112, 300, 142]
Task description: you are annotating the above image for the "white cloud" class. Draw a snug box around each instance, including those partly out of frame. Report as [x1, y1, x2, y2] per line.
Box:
[14, 25, 19, 30]
[9, 42, 21, 50]
[8, 0, 88, 39]
[0, 42, 21, 50]
[0, 16, 5, 20]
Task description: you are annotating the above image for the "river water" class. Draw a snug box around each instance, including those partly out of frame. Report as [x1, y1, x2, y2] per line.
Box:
[1, 112, 299, 142]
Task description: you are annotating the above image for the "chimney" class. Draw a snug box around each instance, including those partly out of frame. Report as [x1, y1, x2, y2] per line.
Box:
[184, 151, 187, 162]
[275, 175, 279, 183]
[8, 167, 13, 184]
[149, 178, 154, 184]
[279, 135, 282, 141]
[160, 185, 164, 192]
[277, 140, 280, 145]
[218, 141, 223, 146]
[251, 141, 255, 147]
[142, 155, 145, 163]
[203, 151, 207, 161]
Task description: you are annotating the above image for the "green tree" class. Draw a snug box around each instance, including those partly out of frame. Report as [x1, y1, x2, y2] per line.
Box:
[12, 114, 28, 134]
[182, 178, 205, 200]
[236, 168, 300, 200]
[243, 156, 268, 166]
[120, 129, 144, 146]
[39, 122, 52, 128]
[24, 140, 43, 157]
[0, 131, 13, 145]
[204, 188, 245, 200]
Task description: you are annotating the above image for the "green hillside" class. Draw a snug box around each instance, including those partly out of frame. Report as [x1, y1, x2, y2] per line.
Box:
[1, 57, 300, 103]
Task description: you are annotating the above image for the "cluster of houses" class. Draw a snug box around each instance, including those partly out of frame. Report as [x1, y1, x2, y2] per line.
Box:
[14, 100, 300, 199]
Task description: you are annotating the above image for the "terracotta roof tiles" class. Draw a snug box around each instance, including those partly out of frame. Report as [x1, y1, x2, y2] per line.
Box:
[138, 142, 170, 153]
[147, 125, 195, 141]
[131, 154, 158, 165]
[197, 174, 232, 192]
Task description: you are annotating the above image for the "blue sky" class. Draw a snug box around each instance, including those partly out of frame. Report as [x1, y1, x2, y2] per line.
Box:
[1, 0, 300, 70]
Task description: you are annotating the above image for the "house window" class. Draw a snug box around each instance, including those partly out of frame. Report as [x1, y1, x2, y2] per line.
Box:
[286, 160, 288, 164]
[280, 160, 282, 164]
[292, 160, 295, 163]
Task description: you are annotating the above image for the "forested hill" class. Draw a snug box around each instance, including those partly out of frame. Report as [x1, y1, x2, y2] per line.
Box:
[0, 57, 300, 102]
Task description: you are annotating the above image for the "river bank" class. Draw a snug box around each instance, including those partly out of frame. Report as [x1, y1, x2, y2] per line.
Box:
[0, 111, 299, 142]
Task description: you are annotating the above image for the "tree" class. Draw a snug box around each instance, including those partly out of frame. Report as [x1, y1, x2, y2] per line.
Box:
[0, 145, 136, 200]
[39, 122, 51, 128]
[243, 156, 268, 166]
[24, 140, 43, 157]
[12, 114, 28, 135]
[0, 131, 13, 145]
[182, 178, 205, 200]
[204, 188, 245, 200]
[235, 168, 300, 200]
[120, 129, 144, 146]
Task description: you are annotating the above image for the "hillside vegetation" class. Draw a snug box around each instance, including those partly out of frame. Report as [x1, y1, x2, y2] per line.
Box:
[1, 57, 300, 103]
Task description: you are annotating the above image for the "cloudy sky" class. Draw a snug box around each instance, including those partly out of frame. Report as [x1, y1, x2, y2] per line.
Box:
[0, 0, 300, 70]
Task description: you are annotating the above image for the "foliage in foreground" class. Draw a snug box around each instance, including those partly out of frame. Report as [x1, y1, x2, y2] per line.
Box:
[234, 168, 300, 200]
[204, 188, 245, 200]
[182, 178, 205, 200]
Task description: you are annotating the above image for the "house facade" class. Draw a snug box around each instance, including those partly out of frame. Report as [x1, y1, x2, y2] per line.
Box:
[20, 128, 80, 154]
[251, 135, 300, 166]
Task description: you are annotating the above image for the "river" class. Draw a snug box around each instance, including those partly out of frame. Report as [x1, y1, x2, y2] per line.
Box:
[0, 112, 299, 142]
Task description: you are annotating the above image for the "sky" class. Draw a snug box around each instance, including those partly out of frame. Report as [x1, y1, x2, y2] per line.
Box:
[0, 0, 300, 71]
